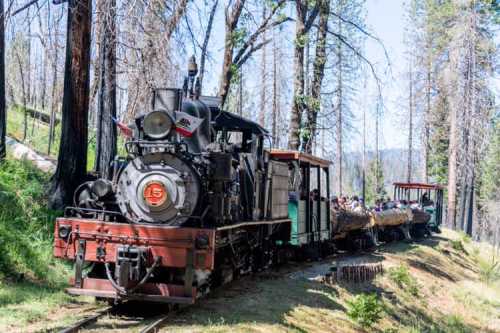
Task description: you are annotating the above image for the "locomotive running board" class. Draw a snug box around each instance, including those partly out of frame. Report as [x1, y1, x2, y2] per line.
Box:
[66, 288, 195, 304]
[216, 219, 291, 231]
[66, 277, 197, 304]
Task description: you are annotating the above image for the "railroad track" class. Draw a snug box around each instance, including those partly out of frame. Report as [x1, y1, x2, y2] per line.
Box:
[56, 302, 177, 333]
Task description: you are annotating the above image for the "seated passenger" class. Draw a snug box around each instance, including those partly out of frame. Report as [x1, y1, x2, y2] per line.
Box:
[331, 196, 340, 211]
[350, 195, 360, 210]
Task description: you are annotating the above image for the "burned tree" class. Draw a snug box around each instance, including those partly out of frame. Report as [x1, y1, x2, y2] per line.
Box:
[49, 0, 92, 208]
[94, 0, 117, 180]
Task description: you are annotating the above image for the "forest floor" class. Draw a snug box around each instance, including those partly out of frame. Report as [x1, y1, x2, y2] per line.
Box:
[0, 157, 499, 333]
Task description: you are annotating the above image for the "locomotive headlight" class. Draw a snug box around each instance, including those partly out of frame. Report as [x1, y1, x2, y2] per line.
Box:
[143, 110, 173, 139]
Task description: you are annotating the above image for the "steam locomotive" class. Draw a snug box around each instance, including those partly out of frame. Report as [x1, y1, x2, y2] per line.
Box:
[53, 63, 441, 304]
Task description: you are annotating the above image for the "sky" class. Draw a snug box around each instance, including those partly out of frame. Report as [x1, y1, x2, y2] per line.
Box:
[355, 0, 409, 152]
[200, 0, 413, 153]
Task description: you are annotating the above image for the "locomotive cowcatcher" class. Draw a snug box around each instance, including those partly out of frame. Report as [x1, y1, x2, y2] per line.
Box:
[53, 61, 332, 304]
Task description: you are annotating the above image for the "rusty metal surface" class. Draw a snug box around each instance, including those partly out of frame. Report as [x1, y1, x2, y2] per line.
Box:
[66, 277, 197, 304]
[54, 217, 216, 269]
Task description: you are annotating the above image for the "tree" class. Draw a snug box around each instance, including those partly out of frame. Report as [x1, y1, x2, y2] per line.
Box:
[0, 0, 5, 160]
[49, 0, 92, 208]
[94, 0, 117, 180]
[302, 0, 329, 154]
[198, 0, 218, 94]
[288, 0, 319, 150]
[218, 0, 286, 108]
[365, 157, 386, 206]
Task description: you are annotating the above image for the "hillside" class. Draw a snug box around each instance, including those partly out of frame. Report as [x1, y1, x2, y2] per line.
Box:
[333, 149, 425, 197]
[0, 157, 499, 333]
[153, 230, 499, 333]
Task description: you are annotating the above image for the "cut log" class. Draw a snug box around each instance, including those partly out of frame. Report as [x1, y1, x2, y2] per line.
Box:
[5, 136, 55, 173]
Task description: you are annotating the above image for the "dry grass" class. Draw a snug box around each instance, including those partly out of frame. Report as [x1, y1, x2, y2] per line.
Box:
[159, 229, 500, 333]
[3, 229, 499, 333]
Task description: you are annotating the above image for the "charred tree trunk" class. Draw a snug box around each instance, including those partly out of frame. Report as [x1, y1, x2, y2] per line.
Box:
[94, 0, 117, 180]
[0, 0, 5, 160]
[49, 0, 92, 209]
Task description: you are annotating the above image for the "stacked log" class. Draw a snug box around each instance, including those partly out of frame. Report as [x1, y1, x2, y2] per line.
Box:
[323, 262, 383, 284]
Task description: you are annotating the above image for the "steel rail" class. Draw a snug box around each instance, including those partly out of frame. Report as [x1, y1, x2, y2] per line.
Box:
[57, 306, 114, 333]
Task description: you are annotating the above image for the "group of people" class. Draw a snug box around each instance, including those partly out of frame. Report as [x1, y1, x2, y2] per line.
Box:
[331, 196, 365, 214]
[330, 193, 434, 215]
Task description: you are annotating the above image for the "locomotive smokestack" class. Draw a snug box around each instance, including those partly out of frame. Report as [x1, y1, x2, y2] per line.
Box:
[188, 55, 198, 78]
[188, 56, 198, 98]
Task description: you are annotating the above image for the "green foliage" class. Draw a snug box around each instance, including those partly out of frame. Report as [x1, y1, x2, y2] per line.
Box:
[346, 293, 383, 328]
[427, 95, 449, 185]
[480, 118, 500, 202]
[477, 256, 500, 285]
[444, 315, 472, 333]
[365, 158, 387, 205]
[449, 239, 465, 252]
[388, 265, 419, 296]
[0, 157, 67, 285]
[295, 33, 309, 48]
[458, 231, 471, 244]
[230, 28, 248, 48]
[7, 106, 61, 159]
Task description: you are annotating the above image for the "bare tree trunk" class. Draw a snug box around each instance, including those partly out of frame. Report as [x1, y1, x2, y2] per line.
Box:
[336, 13, 343, 196]
[447, 89, 458, 229]
[27, 8, 32, 107]
[375, 100, 380, 195]
[423, 56, 431, 183]
[0, 0, 5, 159]
[259, 7, 267, 127]
[48, 37, 59, 155]
[288, 4, 306, 150]
[272, 28, 278, 147]
[49, 0, 92, 209]
[362, 75, 367, 201]
[198, 0, 218, 93]
[303, 0, 328, 154]
[14, 49, 28, 142]
[407, 63, 413, 183]
[218, 0, 245, 108]
[238, 68, 243, 116]
[165, 0, 189, 41]
[94, 0, 117, 180]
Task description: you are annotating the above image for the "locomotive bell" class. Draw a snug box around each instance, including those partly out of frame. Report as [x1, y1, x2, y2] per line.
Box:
[143, 110, 174, 139]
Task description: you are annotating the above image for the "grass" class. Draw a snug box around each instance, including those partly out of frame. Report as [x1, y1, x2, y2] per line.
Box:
[6, 105, 61, 159]
[387, 264, 420, 296]
[0, 156, 92, 329]
[346, 293, 383, 328]
[476, 253, 500, 285]
[5, 105, 112, 170]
